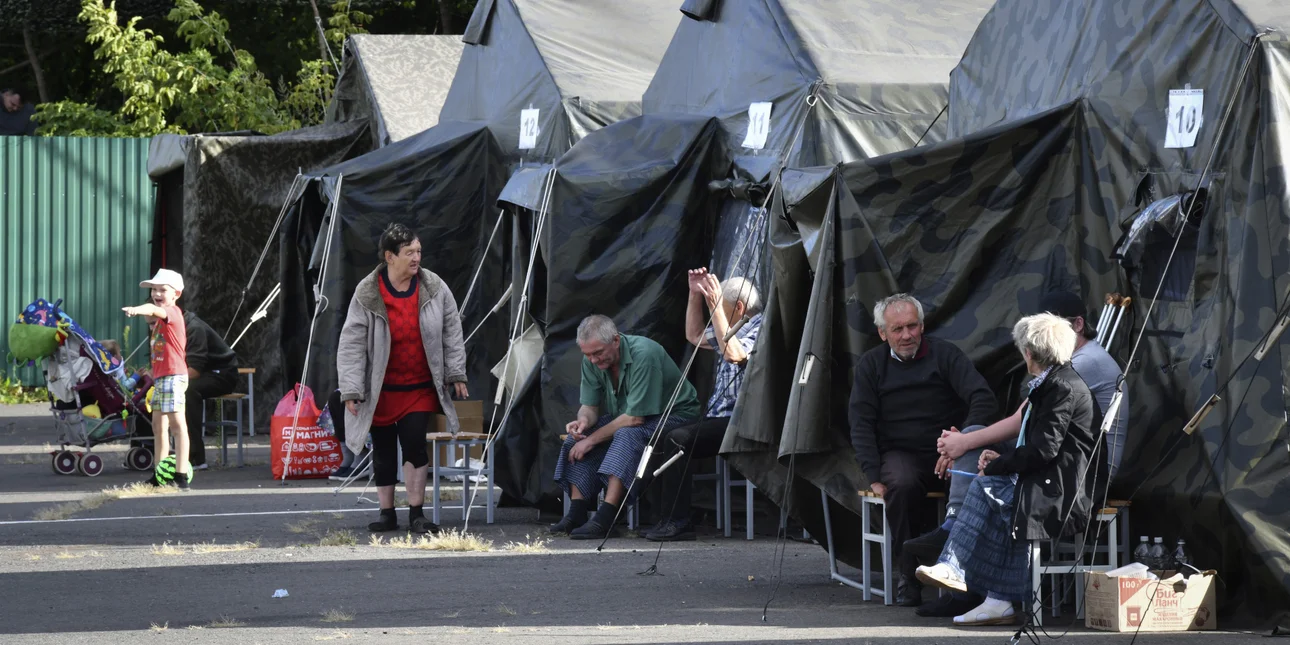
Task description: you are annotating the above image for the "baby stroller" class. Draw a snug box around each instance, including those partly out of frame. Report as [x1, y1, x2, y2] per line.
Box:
[8, 299, 155, 476]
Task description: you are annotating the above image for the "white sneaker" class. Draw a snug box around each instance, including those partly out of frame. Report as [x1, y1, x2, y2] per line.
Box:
[916, 563, 968, 593]
[193, 463, 209, 471]
[953, 598, 1017, 626]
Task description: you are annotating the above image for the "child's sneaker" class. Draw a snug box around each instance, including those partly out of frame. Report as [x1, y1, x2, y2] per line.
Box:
[176, 476, 190, 491]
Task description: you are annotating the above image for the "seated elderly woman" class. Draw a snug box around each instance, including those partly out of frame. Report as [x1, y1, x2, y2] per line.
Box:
[915, 313, 1102, 626]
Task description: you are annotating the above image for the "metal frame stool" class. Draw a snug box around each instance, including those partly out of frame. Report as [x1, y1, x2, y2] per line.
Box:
[202, 393, 246, 467]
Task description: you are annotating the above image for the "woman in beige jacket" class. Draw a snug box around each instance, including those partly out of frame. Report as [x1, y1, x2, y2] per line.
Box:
[338, 223, 468, 534]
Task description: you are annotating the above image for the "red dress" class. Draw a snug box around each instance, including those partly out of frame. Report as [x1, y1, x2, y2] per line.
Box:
[372, 271, 440, 427]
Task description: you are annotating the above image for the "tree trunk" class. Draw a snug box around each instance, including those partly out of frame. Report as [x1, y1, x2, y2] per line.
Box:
[438, 0, 454, 34]
[307, 0, 330, 62]
[22, 26, 49, 103]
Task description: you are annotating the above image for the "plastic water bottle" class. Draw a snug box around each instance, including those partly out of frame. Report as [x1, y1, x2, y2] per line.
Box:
[1173, 539, 1191, 570]
[1149, 537, 1167, 570]
[1132, 536, 1152, 567]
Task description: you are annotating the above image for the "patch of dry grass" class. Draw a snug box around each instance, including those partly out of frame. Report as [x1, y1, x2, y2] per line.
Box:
[502, 534, 551, 553]
[33, 502, 81, 522]
[370, 529, 493, 552]
[314, 631, 352, 641]
[438, 488, 463, 501]
[152, 541, 185, 556]
[54, 551, 84, 560]
[207, 615, 245, 628]
[319, 529, 359, 547]
[440, 609, 461, 619]
[496, 604, 517, 616]
[191, 540, 260, 554]
[32, 481, 175, 522]
[286, 517, 324, 534]
[320, 608, 355, 623]
[149, 622, 169, 632]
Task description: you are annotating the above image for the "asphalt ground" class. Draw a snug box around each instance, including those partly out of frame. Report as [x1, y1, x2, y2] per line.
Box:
[0, 404, 1263, 644]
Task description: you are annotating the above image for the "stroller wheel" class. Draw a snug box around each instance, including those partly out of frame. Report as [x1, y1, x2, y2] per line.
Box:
[127, 446, 154, 471]
[79, 453, 104, 477]
[51, 450, 78, 475]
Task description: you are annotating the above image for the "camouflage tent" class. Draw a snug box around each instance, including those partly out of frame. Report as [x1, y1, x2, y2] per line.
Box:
[325, 35, 465, 149]
[276, 0, 680, 430]
[492, 0, 994, 504]
[736, 0, 1290, 627]
[145, 122, 372, 428]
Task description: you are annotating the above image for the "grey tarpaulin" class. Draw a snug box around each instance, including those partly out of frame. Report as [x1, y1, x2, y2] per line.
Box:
[147, 121, 371, 430]
[326, 34, 464, 149]
[750, 0, 1290, 628]
[277, 2, 679, 504]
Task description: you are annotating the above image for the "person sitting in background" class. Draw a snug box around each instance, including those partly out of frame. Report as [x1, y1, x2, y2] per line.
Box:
[327, 389, 372, 481]
[849, 293, 997, 606]
[550, 315, 702, 540]
[182, 311, 239, 470]
[640, 269, 762, 542]
[908, 289, 1128, 617]
[0, 88, 37, 136]
[916, 313, 1102, 627]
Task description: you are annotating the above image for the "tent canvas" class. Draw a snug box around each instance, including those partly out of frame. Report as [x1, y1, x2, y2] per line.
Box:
[326, 34, 465, 149]
[733, 0, 1290, 628]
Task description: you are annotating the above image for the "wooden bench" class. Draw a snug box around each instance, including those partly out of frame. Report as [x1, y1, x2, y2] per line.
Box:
[822, 489, 950, 605]
[1032, 500, 1131, 625]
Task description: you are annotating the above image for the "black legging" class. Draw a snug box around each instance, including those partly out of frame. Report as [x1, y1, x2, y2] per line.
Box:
[370, 412, 431, 486]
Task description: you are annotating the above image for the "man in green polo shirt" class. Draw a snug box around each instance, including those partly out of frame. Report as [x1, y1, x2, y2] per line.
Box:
[551, 315, 701, 539]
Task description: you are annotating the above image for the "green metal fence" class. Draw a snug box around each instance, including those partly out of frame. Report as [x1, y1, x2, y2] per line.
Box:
[1, 136, 155, 385]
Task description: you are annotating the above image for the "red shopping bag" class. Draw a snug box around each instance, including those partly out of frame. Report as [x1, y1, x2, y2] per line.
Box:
[271, 384, 342, 479]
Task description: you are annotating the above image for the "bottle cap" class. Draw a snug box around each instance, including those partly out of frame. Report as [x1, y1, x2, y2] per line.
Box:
[1140, 536, 1148, 541]
[1154, 537, 1163, 542]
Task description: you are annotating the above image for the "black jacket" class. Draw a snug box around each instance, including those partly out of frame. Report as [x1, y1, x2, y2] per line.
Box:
[184, 311, 238, 374]
[983, 362, 1106, 541]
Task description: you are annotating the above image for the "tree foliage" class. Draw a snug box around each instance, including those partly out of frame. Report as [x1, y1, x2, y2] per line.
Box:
[33, 0, 372, 137]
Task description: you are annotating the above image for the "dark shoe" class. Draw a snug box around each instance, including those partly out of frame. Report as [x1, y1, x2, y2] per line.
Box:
[569, 517, 621, 540]
[176, 476, 190, 491]
[916, 592, 985, 618]
[368, 509, 399, 532]
[904, 527, 950, 562]
[645, 520, 696, 542]
[410, 516, 441, 535]
[637, 519, 667, 538]
[896, 573, 924, 607]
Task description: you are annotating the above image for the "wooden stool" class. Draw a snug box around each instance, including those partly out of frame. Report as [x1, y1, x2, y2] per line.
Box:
[1030, 500, 1131, 625]
[822, 489, 948, 604]
[202, 393, 246, 467]
[237, 368, 257, 436]
[427, 431, 495, 525]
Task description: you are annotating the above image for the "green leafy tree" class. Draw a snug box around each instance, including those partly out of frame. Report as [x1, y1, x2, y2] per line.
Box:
[33, 0, 373, 137]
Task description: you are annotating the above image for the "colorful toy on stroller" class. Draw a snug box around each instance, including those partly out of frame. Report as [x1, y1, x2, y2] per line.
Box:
[8, 298, 155, 476]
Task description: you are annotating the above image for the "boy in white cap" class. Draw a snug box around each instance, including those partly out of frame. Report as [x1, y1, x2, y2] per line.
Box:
[124, 269, 192, 489]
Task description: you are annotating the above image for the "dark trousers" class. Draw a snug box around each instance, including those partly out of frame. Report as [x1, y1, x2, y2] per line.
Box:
[185, 369, 238, 466]
[370, 412, 431, 487]
[880, 450, 944, 563]
[658, 417, 729, 522]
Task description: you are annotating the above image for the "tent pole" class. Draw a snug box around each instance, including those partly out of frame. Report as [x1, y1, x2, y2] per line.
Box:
[460, 208, 506, 314]
[282, 174, 344, 484]
[224, 173, 307, 340]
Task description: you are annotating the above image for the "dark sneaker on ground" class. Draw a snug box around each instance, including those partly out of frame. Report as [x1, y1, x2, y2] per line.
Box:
[410, 516, 441, 535]
[644, 520, 697, 542]
[569, 517, 620, 540]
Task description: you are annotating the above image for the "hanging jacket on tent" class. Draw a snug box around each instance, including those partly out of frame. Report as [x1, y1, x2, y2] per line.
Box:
[337, 266, 467, 455]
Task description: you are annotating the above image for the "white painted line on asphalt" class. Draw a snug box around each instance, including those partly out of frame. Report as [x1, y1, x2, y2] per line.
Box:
[0, 506, 374, 526]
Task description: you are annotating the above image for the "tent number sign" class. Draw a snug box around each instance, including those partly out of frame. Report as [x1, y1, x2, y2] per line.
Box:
[743, 102, 772, 150]
[519, 108, 540, 150]
[1164, 86, 1203, 149]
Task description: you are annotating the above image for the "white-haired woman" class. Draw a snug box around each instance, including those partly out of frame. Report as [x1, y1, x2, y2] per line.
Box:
[916, 313, 1102, 626]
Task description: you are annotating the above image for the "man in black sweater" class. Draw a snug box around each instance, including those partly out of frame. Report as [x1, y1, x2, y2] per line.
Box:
[184, 311, 239, 469]
[849, 293, 996, 605]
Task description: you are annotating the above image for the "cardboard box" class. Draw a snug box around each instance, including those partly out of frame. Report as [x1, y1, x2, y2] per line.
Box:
[432, 400, 485, 434]
[1084, 571, 1217, 632]
[428, 400, 487, 465]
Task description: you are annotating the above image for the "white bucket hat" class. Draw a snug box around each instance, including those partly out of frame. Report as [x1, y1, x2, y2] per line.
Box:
[140, 268, 185, 293]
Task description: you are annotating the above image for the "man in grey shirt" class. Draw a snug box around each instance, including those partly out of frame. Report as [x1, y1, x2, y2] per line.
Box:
[904, 289, 1127, 616]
